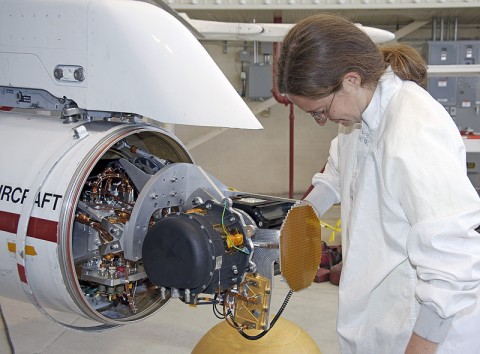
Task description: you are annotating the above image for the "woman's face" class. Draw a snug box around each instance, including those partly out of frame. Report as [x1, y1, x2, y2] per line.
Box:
[289, 89, 362, 127]
[288, 72, 374, 127]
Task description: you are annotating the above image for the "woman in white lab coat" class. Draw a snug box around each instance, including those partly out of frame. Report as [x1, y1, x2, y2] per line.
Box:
[277, 14, 480, 354]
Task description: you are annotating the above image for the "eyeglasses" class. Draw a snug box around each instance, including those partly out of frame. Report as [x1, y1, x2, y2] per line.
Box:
[310, 93, 336, 123]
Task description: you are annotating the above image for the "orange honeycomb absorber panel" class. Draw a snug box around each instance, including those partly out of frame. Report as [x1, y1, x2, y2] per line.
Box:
[280, 204, 322, 292]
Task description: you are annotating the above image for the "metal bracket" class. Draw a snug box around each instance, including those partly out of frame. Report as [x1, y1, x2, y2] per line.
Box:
[122, 163, 227, 261]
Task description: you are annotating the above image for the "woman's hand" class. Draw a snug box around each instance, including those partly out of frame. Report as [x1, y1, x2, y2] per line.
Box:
[405, 333, 438, 354]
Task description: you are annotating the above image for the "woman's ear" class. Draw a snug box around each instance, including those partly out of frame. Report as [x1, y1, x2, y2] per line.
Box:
[342, 72, 362, 90]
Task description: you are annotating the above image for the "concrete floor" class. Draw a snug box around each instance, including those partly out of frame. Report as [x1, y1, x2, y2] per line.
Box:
[0, 280, 340, 354]
[0, 204, 342, 354]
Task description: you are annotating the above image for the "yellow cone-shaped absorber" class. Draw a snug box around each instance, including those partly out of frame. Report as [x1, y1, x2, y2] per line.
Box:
[192, 317, 322, 354]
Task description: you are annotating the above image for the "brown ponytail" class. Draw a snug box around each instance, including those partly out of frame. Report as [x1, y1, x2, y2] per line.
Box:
[381, 44, 428, 85]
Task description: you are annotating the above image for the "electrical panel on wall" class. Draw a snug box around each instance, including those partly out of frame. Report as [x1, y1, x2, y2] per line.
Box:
[427, 40, 480, 132]
[428, 40, 480, 193]
[248, 64, 273, 100]
[240, 42, 274, 101]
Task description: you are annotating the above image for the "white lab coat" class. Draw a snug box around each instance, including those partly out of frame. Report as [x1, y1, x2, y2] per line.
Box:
[305, 68, 480, 353]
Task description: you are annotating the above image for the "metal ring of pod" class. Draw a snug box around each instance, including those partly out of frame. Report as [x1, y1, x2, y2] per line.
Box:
[0, 111, 193, 329]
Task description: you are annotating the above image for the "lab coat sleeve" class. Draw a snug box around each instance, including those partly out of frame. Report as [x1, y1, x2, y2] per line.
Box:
[304, 137, 341, 217]
[383, 87, 480, 343]
[409, 208, 480, 343]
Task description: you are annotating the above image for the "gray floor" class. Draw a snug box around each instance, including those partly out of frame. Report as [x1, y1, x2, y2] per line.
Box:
[0, 281, 340, 354]
[0, 205, 342, 354]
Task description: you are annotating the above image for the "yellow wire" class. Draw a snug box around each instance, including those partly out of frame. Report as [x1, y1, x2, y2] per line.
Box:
[320, 219, 342, 244]
[222, 201, 250, 255]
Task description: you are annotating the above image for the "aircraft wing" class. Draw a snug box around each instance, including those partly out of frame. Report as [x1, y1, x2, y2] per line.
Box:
[180, 14, 395, 43]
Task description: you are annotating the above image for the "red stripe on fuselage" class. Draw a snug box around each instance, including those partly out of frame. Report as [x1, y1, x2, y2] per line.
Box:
[0, 211, 58, 243]
[0, 210, 20, 233]
[26, 216, 58, 243]
[17, 264, 27, 283]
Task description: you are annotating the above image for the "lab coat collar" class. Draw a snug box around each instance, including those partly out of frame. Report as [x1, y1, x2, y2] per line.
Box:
[361, 66, 404, 132]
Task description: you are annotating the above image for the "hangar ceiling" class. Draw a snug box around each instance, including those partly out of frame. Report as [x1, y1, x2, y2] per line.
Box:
[168, 3, 480, 43]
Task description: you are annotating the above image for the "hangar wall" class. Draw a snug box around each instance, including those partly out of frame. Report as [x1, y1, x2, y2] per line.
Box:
[175, 23, 480, 197]
[174, 42, 339, 196]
